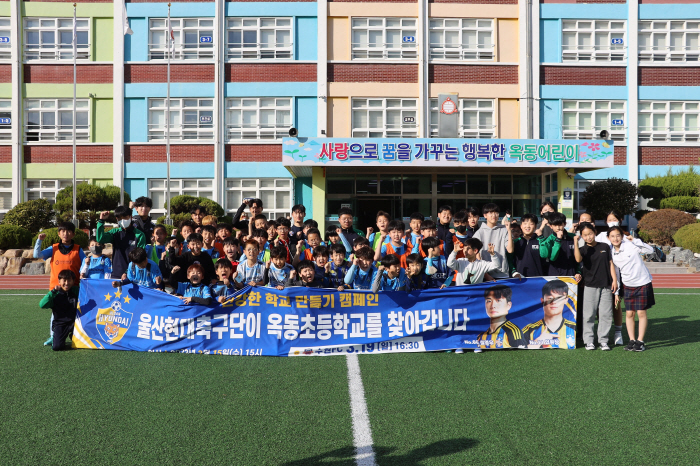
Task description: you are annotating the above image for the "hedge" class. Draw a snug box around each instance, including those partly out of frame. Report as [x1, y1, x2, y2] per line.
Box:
[637, 209, 697, 245]
[168, 195, 225, 218]
[0, 225, 33, 249]
[32, 227, 89, 250]
[659, 196, 700, 213]
[1, 199, 55, 234]
[673, 223, 700, 254]
[639, 167, 700, 200]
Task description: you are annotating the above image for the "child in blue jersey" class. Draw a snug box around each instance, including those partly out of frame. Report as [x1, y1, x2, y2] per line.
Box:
[112, 247, 163, 290]
[251, 228, 271, 264]
[201, 225, 221, 260]
[265, 245, 295, 290]
[404, 212, 424, 254]
[523, 279, 576, 349]
[211, 258, 237, 303]
[235, 239, 266, 288]
[145, 224, 169, 264]
[421, 236, 449, 289]
[404, 253, 427, 292]
[174, 264, 213, 305]
[325, 243, 351, 291]
[312, 246, 330, 280]
[294, 228, 323, 264]
[371, 254, 407, 292]
[80, 236, 112, 279]
[172, 220, 196, 254]
[373, 220, 406, 262]
[285, 260, 324, 288]
[344, 246, 378, 290]
[325, 225, 341, 245]
[367, 211, 391, 251]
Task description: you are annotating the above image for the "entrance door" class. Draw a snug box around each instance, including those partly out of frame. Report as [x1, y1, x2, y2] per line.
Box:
[355, 197, 400, 231]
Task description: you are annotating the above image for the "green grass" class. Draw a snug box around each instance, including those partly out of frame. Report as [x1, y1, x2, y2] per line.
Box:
[2, 291, 700, 465]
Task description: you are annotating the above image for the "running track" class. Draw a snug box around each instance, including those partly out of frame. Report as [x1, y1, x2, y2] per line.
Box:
[0, 274, 698, 290]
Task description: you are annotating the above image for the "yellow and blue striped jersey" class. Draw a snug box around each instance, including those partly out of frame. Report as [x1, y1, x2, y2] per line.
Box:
[522, 318, 576, 349]
[477, 321, 525, 349]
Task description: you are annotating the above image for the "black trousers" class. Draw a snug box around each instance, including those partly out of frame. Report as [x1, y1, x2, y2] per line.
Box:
[52, 320, 74, 351]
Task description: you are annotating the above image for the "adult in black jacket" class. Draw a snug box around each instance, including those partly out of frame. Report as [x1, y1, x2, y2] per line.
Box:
[169, 233, 217, 287]
[436, 205, 455, 257]
[97, 206, 147, 278]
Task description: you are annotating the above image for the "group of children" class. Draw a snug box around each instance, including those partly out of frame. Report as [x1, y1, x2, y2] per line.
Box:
[35, 196, 655, 353]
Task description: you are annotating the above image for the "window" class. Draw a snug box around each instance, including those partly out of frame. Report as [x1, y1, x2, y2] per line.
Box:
[226, 18, 292, 60]
[0, 179, 11, 220]
[148, 98, 214, 141]
[0, 100, 10, 141]
[225, 98, 291, 140]
[0, 18, 10, 60]
[429, 19, 493, 61]
[573, 179, 594, 217]
[24, 18, 89, 61]
[148, 179, 214, 216]
[562, 20, 626, 62]
[25, 99, 89, 142]
[639, 101, 700, 142]
[352, 98, 418, 138]
[430, 98, 495, 138]
[25, 179, 85, 204]
[352, 18, 417, 60]
[639, 21, 700, 62]
[149, 18, 214, 60]
[225, 178, 292, 220]
[562, 100, 626, 141]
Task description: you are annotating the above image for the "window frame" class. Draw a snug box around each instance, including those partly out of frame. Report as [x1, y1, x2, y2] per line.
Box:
[429, 18, 494, 61]
[225, 97, 293, 141]
[0, 18, 11, 61]
[561, 100, 627, 142]
[24, 17, 90, 61]
[429, 98, 496, 138]
[351, 17, 418, 60]
[351, 98, 418, 138]
[225, 178, 293, 221]
[561, 20, 626, 63]
[0, 99, 11, 141]
[147, 98, 214, 142]
[24, 98, 90, 143]
[148, 179, 215, 217]
[0, 179, 11, 220]
[148, 18, 215, 61]
[25, 179, 86, 204]
[638, 100, 700, 142]
[639, 20, 700, 63]
[225, 17, 294, 60]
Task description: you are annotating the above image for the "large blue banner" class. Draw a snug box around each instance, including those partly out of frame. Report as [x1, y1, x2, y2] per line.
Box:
[73, 278, 579, 356]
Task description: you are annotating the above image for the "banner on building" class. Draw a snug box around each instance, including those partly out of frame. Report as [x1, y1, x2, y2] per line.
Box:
[281, 137, 614, 168]
[72, 278, 579, 356]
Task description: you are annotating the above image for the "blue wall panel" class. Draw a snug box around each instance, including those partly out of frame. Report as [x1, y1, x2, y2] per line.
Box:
[125, 83, 216, 98]
[296, 97, 317, 138]
[126, 3, 216, 17]
[541, 19, 561, 63]
[225, 2, 317, 17]
[296, 17, 318, 61]
[640, 4, 700, 20]
[125, 98, 148, 143]
[639, 86, 700, 100]
[294, 177, 313, 218]
[125, 18, 147, 62]
[125, 162, 215, 179]
[540, 99, 562, 139]
[224, 162, 292, 179]
[540, 4, 627, 19]
[540, 85, 627, 100]
[125, 178, 148, 200]
[224, 82, 316, 96]
[575, 166, 628, 180]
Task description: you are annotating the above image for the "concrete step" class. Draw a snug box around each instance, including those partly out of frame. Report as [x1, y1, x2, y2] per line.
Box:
[646, 265, 690, 274]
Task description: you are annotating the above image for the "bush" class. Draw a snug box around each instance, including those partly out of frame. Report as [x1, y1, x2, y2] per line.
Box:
[55, 184, 132, 231]
[647, 198, 661, 210]
[635, 210, 651, 221]
[1, 199, 55, 233]
[580, 178, 639, 221]
[640, 167, 700, 205]
[0, 225, 33, 249]
[103, 185, 131, 211]
[637, 209, 697, 245]
[660, 196, 700, 213]
[168, 195, 225, 218]
[673, 223, 700, 254]
[32, 227, 89, 250]
[156, 213, 190, 227]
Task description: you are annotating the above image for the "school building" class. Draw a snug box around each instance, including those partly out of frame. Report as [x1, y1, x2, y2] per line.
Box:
[1, 0, 698, 230]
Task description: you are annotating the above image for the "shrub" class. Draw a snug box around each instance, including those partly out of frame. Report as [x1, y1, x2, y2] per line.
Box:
[635, 210, 651, 221]
[640, 167, 700, 204]
[1, 199, 55, 233]
[55, 184, 132, 231]
[0, 225, 33, 249]
[647, 198, 661, 210]
[637, 209, 697, 245]
[168, 195, 225, 218]
[673, 223, 700, 254]
[660, 196, 700, 213]
[580, 178, 639, 221]
[32, 227, 89, 250]
[156, 213, 190, 227]
[103, 185, 131, 211]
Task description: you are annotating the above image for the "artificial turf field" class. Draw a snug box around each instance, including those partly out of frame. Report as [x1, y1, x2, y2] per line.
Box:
[2, 289, 700, 466]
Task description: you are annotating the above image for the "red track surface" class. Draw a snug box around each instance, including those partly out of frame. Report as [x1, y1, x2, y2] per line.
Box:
[0, 274, 698, 290]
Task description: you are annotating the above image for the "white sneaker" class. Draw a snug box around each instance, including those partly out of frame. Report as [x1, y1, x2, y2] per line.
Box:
[473, 348, 483, 353]
[455, 348, 464, 354]
[585, 343, 595, 351]
[600, 343, 611, 351]
[614, 333, 623, 345]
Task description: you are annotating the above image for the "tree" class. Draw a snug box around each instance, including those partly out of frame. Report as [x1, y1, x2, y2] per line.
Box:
[580, 178, 639, 221]
[54, 184, 131, 231]
[1, 199, 54, 233]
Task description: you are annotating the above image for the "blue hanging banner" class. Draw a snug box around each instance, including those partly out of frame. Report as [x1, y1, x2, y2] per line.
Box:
[73, 278, 579, 356]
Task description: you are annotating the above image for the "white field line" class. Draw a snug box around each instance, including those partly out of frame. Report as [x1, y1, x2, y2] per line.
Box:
[346, 353, 377, 466]
[0, 294, 45, 296]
